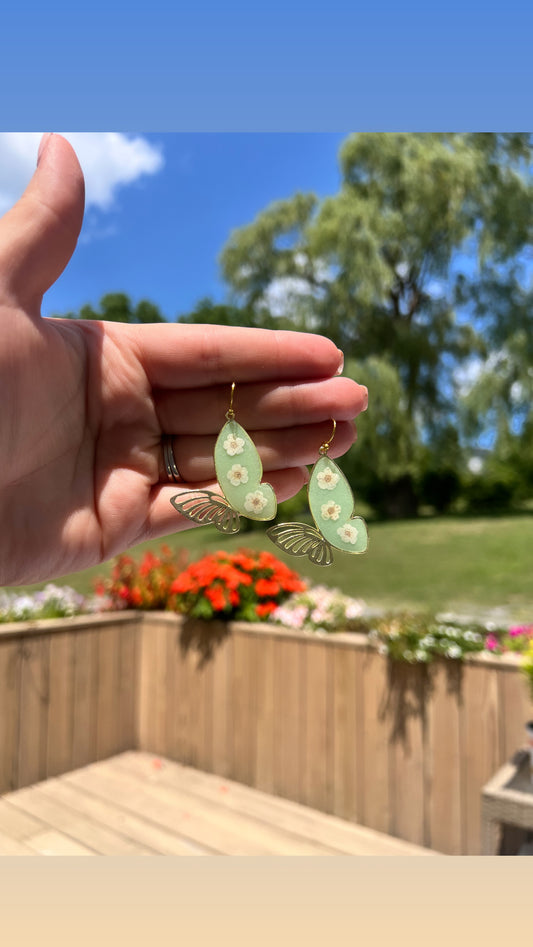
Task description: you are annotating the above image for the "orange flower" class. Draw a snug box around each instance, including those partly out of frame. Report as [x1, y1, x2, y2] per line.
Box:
[130, 587, 143, 607]
[205, 586, 227, 612]
[256, 602, 277, 618]
[255, 578, 281, 598]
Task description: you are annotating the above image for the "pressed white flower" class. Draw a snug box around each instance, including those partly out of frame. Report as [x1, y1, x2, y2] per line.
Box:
[316, 466, 339, 490]
[227, 463, 249, 486]
[336, 522, 359, 544]
[244, 489, 267, 513]
[320, 501, 341, 520]
[223, 433, 245, 456]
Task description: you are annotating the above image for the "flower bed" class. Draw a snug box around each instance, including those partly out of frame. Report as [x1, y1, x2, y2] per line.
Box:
[0, 584, 89, 622]
[4, 546, 533, 696]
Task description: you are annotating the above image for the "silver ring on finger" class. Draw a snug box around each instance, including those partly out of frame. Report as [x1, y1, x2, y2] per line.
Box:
[162, 434, 183, 483]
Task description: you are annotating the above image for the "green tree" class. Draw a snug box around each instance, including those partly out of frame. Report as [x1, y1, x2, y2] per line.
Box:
[342, 357, 422, 518]
[220, 134, 533, 514]
[178, 295, 311, 332]
[458, 266, 533, 501]
[179, 297, 255, 327]
[60, 292, 168, 323]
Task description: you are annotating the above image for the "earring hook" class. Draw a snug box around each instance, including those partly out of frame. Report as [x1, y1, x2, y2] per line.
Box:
[319, 419, 337, 455]
[226, 382, 236, 420]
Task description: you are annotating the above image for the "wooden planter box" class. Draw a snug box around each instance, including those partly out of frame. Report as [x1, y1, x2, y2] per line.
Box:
[1, 611, 532, 855]
[481, 749, 533, 854]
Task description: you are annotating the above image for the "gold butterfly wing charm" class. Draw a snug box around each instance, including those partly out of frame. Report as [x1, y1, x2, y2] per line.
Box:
[267, 455, 368, 566]
[266, 523, 334, 566]
[170, 418, 276, 534]
[170, 491, 241, 535]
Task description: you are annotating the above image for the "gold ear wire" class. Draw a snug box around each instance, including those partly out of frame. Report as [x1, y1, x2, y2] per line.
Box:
[319, 419, 337, 456]
[226, 382, 236, 420]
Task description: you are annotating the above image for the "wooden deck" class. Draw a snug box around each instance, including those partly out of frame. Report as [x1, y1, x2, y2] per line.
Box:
[0, 752, 436, 856]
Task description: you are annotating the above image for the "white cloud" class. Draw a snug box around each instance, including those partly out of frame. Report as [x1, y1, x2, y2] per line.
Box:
[0, 132, 164, 216]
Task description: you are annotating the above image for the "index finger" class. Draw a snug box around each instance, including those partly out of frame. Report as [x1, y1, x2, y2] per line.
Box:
[126, 323, 344, 388]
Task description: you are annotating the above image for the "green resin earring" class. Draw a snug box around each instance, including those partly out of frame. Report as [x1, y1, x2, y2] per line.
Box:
[170, 382, 277, 534]
[267, 420, 368, 565]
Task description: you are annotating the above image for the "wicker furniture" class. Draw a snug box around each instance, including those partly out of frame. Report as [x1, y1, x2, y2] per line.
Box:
[481, 749, 533, 854]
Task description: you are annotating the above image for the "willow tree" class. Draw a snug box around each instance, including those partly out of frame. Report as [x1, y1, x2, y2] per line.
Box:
[220, 134, 533, 513]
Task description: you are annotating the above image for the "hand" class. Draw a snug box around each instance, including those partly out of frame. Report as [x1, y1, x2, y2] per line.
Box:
[0, 134, 368, 585]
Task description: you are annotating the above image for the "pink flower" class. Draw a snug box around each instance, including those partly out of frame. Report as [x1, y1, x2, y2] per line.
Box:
[509, 624, 533, 638]
[485, 633, 499, 652]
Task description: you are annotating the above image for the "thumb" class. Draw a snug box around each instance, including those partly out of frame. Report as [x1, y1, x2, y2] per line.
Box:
[0, 133, 85, 310]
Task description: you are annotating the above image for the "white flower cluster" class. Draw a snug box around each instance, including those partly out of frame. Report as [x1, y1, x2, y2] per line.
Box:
[372, 615, 494, 664]
[0, 584, 86, 623]
[272, 584, 365, 634]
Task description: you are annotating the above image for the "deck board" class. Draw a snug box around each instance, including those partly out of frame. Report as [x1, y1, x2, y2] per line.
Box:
[0, 751, 436, 856]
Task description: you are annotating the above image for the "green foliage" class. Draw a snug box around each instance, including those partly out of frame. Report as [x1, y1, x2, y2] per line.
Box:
[460, 465, 522, 514]
[368, 612, 487, 663]
[221, 134, 531, 414]
[179, 297, 256, 327]
[179, 295, 314, 333]
[59, 292, 168, 323]
[341, 356, 421, 517]
[419, 467, 462, 514]
[368, 612, 533, 665]
[219, 133, 533, 514]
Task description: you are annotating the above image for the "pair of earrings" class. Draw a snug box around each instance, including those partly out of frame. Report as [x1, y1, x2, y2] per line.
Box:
[170, 383, 368, 566]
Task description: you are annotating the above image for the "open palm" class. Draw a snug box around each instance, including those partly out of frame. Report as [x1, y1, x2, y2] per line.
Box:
[0, 135, 367, 585]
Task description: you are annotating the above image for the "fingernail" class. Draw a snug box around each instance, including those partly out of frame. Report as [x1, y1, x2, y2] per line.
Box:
[336, 350, 344, 375]
[361, 386, 369, 410]
[37, 132, 53, 166]
[300, 465, 310, 484]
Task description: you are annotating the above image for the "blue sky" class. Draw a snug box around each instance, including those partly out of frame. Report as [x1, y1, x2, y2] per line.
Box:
[15, 134, 346, 320]
[3, 2, 533, 130]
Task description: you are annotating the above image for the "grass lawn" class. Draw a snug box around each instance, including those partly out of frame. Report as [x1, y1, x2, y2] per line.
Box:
[8, 514, 533, 620]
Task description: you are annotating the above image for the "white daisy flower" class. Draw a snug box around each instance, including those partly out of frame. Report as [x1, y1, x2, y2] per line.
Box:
[316, 466, 339, 490]
[227, 463, 249, 486]
[223, 433, 245, 456]
[244, 490, 268, 513]
[321, 501, 341, 521]
[336, 522, 358, 544]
